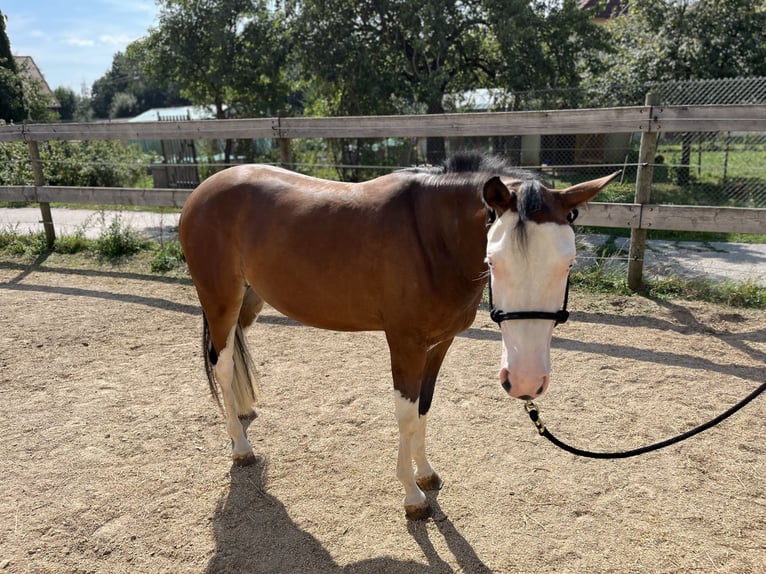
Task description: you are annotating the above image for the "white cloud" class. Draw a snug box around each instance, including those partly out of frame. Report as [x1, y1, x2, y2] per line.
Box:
[98, 34, 139, 46]
[66, 37, 96, 47]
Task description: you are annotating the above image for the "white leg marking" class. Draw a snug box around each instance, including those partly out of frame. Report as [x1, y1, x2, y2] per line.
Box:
[413, 414, 436, 481]
[216, 326, 253, 462]
[394, 392, 427, 511]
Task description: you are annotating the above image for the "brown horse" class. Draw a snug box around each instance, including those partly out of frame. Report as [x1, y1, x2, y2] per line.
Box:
[179, 152, 619, 519]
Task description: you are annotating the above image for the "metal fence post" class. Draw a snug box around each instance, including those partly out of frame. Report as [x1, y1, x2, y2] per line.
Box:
[627, 92, 661, 290]
[26, 140, 56, 247]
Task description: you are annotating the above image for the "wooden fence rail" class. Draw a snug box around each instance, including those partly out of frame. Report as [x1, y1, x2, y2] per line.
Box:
[1, 102, 765, 288]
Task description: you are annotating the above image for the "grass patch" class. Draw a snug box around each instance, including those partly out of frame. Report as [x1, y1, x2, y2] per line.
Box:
[578, 226, 766, 245]
[54, 231, 90, 254]
[644, 275, 766, 308]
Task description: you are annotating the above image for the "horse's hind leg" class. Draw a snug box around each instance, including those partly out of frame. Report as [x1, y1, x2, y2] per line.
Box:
[204, 289, 259, 466]
[215, 322, 256, 465]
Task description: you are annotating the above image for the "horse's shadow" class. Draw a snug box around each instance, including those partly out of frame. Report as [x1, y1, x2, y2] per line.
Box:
[205, 459, 491, 573]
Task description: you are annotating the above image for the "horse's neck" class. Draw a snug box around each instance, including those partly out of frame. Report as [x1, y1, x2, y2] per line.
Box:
[415, 183, 489, 286]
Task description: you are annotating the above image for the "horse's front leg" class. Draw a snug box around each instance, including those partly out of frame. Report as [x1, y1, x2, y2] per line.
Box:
[412, 338, 453, 492]
[393, 392, 430, 520]
[412, 413, 442, 491]
[389, 337, 447, 519]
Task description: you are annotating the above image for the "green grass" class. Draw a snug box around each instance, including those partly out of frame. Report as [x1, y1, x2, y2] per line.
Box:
[0, 217, 184, 272]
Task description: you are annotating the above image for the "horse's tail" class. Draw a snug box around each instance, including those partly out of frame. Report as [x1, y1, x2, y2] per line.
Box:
[202, 305, 261, 416]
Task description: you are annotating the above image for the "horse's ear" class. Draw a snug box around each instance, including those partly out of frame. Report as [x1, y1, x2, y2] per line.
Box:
[483, 176, 517, 215]
[556, 171, 621, 210]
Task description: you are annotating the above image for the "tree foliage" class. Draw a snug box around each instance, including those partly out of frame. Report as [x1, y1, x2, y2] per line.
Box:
[145, 0, 290, 119]
[0, 10, 26, 123]
[90, 39, 188, 119]
[0, 140, 152, 187]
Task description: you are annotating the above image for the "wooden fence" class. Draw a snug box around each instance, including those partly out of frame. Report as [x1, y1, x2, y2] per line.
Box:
[1, 102, 765, 288]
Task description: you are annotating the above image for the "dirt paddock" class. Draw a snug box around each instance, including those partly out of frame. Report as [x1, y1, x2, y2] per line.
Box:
[1, 256, 764, 573]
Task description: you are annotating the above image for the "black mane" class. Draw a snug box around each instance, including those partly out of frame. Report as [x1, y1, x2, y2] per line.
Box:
[401, 151, 543, 182]
[429, 151, 550, 245]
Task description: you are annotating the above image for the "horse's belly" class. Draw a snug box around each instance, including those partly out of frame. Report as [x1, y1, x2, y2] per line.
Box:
[249, 280, 385, 332]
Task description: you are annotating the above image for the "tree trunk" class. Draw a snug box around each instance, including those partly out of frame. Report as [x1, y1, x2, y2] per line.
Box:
[425, 98, 446, 165]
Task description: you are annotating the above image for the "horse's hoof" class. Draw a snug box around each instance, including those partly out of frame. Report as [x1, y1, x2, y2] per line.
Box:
[404, 502, 431, 521]
[232, 451, 257, 466]
[416, 472, 443, 491]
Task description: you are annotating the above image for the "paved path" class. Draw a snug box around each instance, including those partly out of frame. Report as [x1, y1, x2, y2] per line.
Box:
[2, 206, 765, 287]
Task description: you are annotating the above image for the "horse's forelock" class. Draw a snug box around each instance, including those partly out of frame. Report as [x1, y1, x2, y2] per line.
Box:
[513, 180, 548, 249]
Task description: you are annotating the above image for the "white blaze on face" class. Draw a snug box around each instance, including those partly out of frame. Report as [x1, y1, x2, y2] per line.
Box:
[486, 212, 575, 400]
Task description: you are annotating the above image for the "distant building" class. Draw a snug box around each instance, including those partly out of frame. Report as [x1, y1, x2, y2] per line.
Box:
[14, 55, 60, 110]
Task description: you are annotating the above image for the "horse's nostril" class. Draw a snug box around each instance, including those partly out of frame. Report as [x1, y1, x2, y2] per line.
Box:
[537, 384, 545, 396]
[501, 379, 511, 393]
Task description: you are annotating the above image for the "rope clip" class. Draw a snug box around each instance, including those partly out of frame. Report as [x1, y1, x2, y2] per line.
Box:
[525, 400, 546, 435]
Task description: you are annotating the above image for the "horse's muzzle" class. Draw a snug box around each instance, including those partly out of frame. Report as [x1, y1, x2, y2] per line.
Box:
[500, 369, 549, 400]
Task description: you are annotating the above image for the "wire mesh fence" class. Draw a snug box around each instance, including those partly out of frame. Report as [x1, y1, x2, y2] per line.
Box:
[456, 77, 766, 208]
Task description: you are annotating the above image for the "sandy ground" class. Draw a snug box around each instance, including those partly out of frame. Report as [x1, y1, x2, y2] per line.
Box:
[0, 254, 764, 573]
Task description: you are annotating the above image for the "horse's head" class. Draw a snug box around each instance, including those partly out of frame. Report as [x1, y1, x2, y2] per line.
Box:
[483, 172, 619, 400]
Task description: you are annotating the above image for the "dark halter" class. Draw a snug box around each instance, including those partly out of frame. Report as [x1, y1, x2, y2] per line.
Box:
[486, 209, 578, 327]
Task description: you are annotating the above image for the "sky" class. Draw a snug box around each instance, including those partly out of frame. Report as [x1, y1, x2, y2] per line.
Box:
[4, 0, 158, 93]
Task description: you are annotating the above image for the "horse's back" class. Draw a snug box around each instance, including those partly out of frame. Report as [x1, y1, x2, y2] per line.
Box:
[179, 165, 421, 331]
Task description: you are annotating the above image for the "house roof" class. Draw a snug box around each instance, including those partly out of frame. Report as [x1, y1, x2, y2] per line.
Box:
[577, 0, 627, 19]
[129, 105, 217, 123]
[14, 55, 60, 108]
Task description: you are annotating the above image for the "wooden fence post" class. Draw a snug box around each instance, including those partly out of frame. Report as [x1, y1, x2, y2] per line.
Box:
[27, 140, 56, 247]
[627, 92, 661, 290]
[277, 110, 292, 170]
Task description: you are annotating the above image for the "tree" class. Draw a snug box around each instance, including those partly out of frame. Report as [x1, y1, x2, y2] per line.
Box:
[145, 0, 290, 119]
[289, 1, 609, 162]
[91, 41, 188, 119]
[0, 10, 26, 123]
[289, 0, 500, 162]
[54, 87, 78, 121]
[485, 0, 610, 105]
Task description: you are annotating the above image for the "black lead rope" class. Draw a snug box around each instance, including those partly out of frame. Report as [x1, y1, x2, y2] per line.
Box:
[524, 381, 766, 459]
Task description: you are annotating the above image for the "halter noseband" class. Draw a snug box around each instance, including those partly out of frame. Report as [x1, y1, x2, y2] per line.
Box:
[486, 208, 578, 327]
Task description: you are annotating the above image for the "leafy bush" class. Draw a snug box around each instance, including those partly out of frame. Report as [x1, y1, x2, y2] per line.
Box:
[150, 241, 185, 273]
[0, 229, 48, 256]
[0, 140, 153, 188]
[93, 216, 150, 259]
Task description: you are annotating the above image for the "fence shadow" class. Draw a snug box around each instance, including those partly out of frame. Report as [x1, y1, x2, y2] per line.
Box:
[206, 459, 489, 573]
